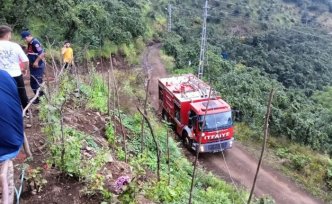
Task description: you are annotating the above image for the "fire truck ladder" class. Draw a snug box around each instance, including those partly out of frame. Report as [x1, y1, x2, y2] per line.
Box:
[187, 76, 209, 97]
[198, 0, 209, 79]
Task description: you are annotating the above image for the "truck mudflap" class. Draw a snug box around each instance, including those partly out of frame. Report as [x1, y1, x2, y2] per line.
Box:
[192, 138, 234, 153]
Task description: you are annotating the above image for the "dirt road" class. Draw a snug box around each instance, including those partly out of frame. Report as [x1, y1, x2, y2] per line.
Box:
[144, 44, 324, 204]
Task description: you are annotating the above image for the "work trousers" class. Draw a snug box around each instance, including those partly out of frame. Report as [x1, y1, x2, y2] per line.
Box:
[30, 64, 45, 97]
[13, 75, 29, 109]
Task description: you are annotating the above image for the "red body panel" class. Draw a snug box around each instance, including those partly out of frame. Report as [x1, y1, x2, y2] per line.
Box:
[158, 74, 234, 145]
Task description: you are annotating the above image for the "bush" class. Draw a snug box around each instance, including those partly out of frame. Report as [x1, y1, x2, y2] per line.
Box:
[289, 154, 311, 171]
[327, 162, 332, 190]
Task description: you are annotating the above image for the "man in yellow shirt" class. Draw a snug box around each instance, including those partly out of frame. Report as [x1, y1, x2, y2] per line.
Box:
[61, 40, 73, 69]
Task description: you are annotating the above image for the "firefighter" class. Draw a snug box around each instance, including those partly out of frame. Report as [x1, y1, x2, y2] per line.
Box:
[61, 40, 74, 70]
[0, 25, 30, 109]
[21, 30, 45, 104]
[0, 70, 24, 162]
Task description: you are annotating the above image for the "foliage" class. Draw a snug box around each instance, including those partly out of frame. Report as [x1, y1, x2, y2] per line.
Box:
[39, 73, 108, 196]
[221, 29, 332, 92]
[108, 111, 248, 203]
[313, 86, 332, 112]
[0, 0, 151, 61]
[161, 13, 332, 155]
[105, 123, 115, 145]
[80, 74, 108, 113]
[148, 0, 332, 154]
[160, 50, 175, 73]
[26, 167, 48, 193]
[327, 161, 332, 190]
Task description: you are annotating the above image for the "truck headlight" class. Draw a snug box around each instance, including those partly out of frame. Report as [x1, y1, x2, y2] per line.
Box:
[199, 145, 204, 152]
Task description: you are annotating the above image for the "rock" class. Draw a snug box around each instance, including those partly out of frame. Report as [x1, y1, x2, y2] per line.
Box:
[106, 153, 114, 163]
[93, 125, 99, 132]
[63, 116, 72, 123]
[52, 186, 62, 193]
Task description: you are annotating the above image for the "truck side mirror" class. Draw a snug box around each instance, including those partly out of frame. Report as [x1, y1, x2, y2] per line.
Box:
[232, 109, 241, 122]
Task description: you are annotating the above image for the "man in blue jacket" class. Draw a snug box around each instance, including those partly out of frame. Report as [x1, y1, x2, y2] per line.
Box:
[21, 31, 45, 104]
[0, 70, 24, 162]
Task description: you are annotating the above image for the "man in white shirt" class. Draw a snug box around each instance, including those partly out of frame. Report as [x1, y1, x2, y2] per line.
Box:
[0, 25, 29, 109]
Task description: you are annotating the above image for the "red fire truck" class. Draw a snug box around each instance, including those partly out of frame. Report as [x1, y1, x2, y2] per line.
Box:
[158, 74, 234, 153]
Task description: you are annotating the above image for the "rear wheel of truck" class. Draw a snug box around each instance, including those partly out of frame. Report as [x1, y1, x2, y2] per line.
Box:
[162, 109, 168, 122]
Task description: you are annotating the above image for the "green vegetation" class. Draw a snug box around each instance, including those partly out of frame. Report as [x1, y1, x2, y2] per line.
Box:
[113, 109, 249, 203]
[0, 0, 156, 62]
[39, 73, 109, 197]
[81, 73, 108, 113]
[152, 0, 332, 155]
[221, 29, 332, 91]
[36, 71, 253, 203]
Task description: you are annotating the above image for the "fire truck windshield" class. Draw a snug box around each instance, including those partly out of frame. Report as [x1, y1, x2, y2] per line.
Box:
[198, 111, 232, 131]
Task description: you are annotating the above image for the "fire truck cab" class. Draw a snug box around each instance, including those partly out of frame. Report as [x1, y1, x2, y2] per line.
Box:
[158, 74, 234, 153]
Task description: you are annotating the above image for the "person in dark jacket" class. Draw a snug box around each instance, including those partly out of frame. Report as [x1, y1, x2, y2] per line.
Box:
[0, 70, 24, 162]
[21, 30, 45, 104]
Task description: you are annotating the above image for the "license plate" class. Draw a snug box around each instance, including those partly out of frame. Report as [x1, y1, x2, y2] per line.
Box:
[208, 143, 226, 151]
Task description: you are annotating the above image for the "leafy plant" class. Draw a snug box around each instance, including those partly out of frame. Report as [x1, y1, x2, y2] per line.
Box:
[327, 162, 332, 190]
[26, 167, 48, 193]
[106, 123, 115, 145]
[276, 148, 290, 159]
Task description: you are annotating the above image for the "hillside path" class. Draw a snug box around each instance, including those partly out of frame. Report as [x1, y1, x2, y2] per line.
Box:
[143, 43, 324, 204]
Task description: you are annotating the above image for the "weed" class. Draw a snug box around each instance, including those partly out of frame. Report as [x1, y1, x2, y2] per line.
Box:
[106, 123, 115, 145]
[116, 147, 126, 161]
[26, 167, 48, 193]
[160, 50, 175, 72]
[81, 74, 108, 113]
[276, 147, 290, 158]
[327, 162, 332, 190]
[289, 154, 311, 171]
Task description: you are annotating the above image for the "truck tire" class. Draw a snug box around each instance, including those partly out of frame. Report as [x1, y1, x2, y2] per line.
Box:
[162, 109, 168, 122]
[182, 131, 193, 151]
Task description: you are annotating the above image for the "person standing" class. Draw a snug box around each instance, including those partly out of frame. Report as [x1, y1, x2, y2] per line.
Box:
[0, 25, 30, 109]
[61, 40, 73, 69]
[21, 30, 45, 104]
[0, 69, 24, 162]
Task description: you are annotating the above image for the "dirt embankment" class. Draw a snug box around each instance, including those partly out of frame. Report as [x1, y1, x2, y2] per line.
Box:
[144, 44, 324, 204]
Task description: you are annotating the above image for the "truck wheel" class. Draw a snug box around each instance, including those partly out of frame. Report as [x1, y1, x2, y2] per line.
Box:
[162, 109, 168, 122]
[182, 132, 193, 150]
